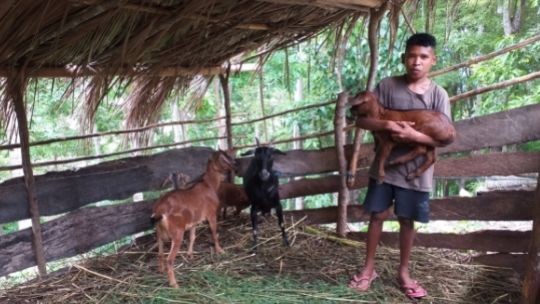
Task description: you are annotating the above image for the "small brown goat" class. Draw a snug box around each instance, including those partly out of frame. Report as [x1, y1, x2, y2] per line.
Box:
[218, 182, 250, 218]
[151, 150, 235, 287]
[349, 91, 455, 183]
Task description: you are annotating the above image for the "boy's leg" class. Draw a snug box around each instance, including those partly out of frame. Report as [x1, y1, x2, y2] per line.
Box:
[350, 179, 393, 290]
[349, 209, 390, 291]
[397, 217, 415, 285]
[363, 209, 391, 273]
[394, 187, 429, 298]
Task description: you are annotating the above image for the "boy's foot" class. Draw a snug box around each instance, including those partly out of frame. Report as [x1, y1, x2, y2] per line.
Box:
[400, 280, 427, 298]
[348, 271, 378, 292]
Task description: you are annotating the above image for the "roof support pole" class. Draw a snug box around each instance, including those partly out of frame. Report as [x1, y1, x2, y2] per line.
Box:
[522, 172, 540, 303]
[7, 69, 47, 276]
[218, 74, 233, 152]
[334, 92, 349, 237]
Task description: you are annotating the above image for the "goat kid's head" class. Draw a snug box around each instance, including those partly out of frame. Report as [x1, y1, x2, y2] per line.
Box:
[210, 149, 236, 174]
[242, 146, 285, 182]
[348, 91, 379, 118]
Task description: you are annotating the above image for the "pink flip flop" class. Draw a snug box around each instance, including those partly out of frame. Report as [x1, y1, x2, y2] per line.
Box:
[348, 272, 378, 292]
[400, 280, 427, 298]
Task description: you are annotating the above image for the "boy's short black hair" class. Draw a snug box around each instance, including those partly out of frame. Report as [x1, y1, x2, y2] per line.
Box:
[405, 33, 437, 51]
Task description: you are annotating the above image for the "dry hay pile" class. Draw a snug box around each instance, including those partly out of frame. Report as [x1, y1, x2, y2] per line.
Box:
[0, 215, 521, 303]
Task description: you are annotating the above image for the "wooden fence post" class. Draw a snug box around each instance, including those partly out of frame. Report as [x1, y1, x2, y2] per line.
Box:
[522, 173, 540, 303]
[334, 92, 349, 236]
[8, 69, 47, 276]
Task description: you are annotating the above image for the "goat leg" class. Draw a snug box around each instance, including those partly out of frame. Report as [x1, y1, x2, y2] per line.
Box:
[167, 229, 184, 288]
[388, 145, 427, 167]
[207, 215, 224, 254]
[376, 141, 394, 184]
[407, 148, 436, 180]
[275, 203, 290, 247]
[347, 127, 364, 188]
[156, 227, 166, 273]
[250, 206, 259, 253]
[187, 227, 196, 259]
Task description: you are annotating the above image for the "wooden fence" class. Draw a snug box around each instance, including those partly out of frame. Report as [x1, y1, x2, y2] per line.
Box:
[1, 103, 539, 277]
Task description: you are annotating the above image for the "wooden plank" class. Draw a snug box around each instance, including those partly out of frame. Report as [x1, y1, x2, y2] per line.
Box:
[0, 147, 213, 224]
[347, 230, 531, 253]
[1, 149, 537, 225]
[435, 152, 540, 177]
[439, 103, 540, 154]
[278, 152, 539, 199]
[235, 104, 540, 177]
[472, 253, 527, 275]
[0, 189, 532, 277]
[283, 190, 533, 223]
[522, 174, 540, 304]
[0, 201, 153, 277]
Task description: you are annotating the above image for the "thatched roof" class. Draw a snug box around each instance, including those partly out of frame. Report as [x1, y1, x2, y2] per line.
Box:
[0, 0, 386, 134]
[0, 0, 384, 76]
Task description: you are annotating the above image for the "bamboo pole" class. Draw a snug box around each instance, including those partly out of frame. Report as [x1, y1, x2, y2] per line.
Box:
[0, 136, 227, 171]
[430, 33, 540, 78]
[0, 117, 225, 151]
[233, 130, 334, 150]
[232, 99, 335, 126]
[0, 64, 257, 78]
[219, 74, 233, 151]
[334, 92, 349, 237]
[449, 70, 540, 103]
[365, 4, 387, 90]
[522, 173, 540, 304]
[7, 69, 47, 276]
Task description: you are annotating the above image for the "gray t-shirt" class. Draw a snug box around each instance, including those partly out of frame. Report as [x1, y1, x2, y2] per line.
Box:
[371, 75, 451, 192]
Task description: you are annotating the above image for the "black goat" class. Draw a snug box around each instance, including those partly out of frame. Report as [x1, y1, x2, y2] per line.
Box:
[242, 145, 289, 252]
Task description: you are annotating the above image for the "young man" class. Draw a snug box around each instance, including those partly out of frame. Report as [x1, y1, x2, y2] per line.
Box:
[348, 33, 453, 299]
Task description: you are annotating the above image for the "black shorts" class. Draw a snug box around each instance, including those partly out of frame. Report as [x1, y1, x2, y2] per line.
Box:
[362, 179, 430, 223]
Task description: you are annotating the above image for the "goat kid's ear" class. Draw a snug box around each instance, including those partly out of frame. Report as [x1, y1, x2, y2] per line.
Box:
[240, 149, 255, 156]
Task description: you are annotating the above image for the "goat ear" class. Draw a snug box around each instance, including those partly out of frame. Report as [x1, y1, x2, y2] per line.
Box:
[255, 137, 260, 147]
[272, 148, 286, 155]
[240, 149, 254, 156]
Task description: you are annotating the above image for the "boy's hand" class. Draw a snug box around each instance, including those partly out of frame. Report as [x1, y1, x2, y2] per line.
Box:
[387, 121, 416, 143]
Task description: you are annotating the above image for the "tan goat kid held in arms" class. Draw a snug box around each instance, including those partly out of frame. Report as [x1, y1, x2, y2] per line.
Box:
[349, 91, 456, 183]
[150, 149, 235, 288]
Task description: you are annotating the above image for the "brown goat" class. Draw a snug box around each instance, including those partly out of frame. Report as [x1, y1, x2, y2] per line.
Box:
[349, 91, 455, 183]
[151, 150, 235, 287]
[218, 182, 250, 218]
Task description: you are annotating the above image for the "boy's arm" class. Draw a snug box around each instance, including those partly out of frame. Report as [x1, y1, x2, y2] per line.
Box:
[356, 117, 448, 148]
[390, 121, 446, 147]
[355, 116, 413, 133]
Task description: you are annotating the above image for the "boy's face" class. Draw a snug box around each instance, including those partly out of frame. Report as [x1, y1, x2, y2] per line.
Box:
[402, 45, 436, 81]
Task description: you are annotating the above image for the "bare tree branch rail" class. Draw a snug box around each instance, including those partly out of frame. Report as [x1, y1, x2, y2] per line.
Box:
[430, 33, 540, 78]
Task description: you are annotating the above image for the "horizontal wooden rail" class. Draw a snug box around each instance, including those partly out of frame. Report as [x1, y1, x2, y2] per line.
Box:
[0, 117, 225, 151]
[233, 130, 334, 149]
[348, 230, 531, 253]
[450, 70, 540, 103]
[0, 136, 225, 171]
[231, 99, 335, 126]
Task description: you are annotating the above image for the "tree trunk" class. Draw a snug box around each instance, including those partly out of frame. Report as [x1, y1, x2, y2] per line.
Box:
[502, 0, 525, 35]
